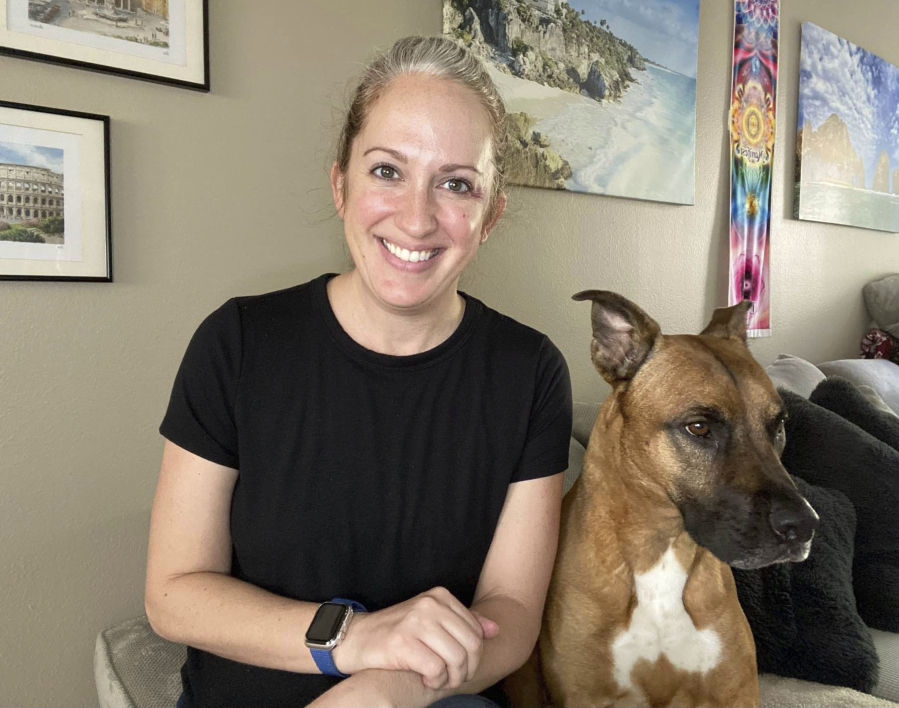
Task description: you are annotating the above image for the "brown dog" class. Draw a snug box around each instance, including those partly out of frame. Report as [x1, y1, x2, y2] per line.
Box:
[506, 292, 819, 708]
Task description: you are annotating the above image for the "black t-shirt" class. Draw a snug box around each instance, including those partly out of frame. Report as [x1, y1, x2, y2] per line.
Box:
[159, 273, 572, 708]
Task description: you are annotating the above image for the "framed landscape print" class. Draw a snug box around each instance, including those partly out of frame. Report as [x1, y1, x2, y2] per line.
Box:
[795, 23, 899, 233]
[0, 100, 111, 282]
[0, 0, 208, 91]
[443, 0, 700, 205]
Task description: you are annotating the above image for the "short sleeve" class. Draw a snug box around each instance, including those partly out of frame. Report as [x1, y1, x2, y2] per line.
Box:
[159, 299, 242, 469]
[512, 337, 573, 483]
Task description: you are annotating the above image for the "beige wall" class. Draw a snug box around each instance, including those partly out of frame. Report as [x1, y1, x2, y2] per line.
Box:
[1, 1, 897, 705]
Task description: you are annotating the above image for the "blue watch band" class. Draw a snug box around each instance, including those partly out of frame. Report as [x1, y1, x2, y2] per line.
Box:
[309, 645, 346, 678]
[309, 598, 367, 678]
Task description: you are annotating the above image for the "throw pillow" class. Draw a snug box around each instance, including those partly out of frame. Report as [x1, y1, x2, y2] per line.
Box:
[779, 389, 899, 633]
[810, 377, 899, 451]
[733, 478, 879, 692]
[864, 274, 899, 339]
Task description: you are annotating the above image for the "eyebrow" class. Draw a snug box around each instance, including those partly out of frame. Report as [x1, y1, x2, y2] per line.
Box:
[362, 146, 481, 174]
[680, 405, 730, 426]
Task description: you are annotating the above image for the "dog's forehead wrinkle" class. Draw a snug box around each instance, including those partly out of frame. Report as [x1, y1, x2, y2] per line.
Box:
[664, 336, 782, 429]
[691, 337, 741, 390]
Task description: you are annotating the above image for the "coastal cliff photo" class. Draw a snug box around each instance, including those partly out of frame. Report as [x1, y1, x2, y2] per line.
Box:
[795, 22, 899, 233]
[443, 0, 700, 205]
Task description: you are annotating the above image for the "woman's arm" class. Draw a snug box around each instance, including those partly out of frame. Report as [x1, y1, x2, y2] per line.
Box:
[310, 470, 565, 707]
[146, 440, 496, 680]
[145, 440, 325, 673]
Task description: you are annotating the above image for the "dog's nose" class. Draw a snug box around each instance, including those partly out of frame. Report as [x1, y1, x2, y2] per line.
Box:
[769, 498, 820, 543]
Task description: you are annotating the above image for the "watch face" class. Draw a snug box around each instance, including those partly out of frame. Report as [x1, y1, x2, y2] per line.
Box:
[306, 603, 349, 644]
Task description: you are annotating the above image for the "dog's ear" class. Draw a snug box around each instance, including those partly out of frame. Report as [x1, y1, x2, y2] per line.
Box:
[572, 290, 661, 384]
[701, 300, 751, 344]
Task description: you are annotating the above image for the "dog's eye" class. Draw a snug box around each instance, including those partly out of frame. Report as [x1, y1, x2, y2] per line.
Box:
[686, 422, 711, 438]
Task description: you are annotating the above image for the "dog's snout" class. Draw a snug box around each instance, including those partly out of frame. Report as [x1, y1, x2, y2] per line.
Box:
[769, 497, 820, 543]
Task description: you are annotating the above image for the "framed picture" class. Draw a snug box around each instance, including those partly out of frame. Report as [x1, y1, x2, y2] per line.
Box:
[0, 0, 209, 92]
[795, 23, 899, 233]
[443, 0, 700, 205]
[0, 100, 111, 282]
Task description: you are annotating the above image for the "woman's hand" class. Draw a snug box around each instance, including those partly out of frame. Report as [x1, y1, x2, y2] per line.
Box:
[331, 587, 499, 690]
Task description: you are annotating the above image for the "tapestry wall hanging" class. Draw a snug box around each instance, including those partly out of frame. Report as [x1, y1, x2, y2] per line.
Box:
[728, 0, 778, 337]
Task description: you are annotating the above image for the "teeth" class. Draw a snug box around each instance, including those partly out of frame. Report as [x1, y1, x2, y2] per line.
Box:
[381, 238, 438, 262]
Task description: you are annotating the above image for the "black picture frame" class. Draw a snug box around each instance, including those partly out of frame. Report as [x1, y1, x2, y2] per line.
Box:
[0, 100, 112, 282]
[0, 0, 209, 92]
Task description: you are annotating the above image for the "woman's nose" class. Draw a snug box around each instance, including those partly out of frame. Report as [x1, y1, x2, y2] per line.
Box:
[395, 185, 437, 239]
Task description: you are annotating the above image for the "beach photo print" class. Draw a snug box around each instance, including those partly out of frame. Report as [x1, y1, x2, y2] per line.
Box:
[795, 23, 899, 233]
[443, 0, 700, 205]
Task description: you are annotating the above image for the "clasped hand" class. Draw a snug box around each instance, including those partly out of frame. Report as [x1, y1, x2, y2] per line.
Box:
[330, 587, 499, 689]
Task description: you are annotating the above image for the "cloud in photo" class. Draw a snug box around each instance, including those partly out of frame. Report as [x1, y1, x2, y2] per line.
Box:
[799, 23, 899, 188]
[577, 0, 700, 78]
[0, 141, 64, 174]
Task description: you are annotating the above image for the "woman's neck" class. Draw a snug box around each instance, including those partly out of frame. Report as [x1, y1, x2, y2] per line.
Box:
[326, 271, 466, 356]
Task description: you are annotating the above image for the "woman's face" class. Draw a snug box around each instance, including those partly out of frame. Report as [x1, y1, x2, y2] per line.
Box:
[331, 73, 504, 313]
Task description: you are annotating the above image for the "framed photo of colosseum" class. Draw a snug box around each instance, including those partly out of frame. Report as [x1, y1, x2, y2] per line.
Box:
[0, 0, 208, 91]
[0, 100, 111, 282]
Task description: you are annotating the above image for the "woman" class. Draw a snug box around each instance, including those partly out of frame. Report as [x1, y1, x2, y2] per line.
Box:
[145, 35, 572, 708]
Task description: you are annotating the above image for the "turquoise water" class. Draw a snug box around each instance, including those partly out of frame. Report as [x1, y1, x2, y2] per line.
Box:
[796, 181, 899, 233]
[534, 64, 698, 205]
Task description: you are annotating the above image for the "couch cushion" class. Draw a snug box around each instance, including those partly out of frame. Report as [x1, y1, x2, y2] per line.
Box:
[765, 355, 826, 398]
[564, 437, 584, 496]
[871, 628, 899, 704]
[856, 384, 899, 418]
[572, 401, 600, 449]
[817, 359, 899, 414]
[95, 615, 185, 708]
[759, 673, 899, 707]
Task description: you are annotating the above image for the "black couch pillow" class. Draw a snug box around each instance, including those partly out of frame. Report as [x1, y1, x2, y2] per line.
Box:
[779, 388, 899, 633]
[810, 376, 899, 452]
[733, 477, 879, 692]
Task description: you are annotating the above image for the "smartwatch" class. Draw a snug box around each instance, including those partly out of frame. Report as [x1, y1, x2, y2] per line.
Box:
[304, 598, 367, 678]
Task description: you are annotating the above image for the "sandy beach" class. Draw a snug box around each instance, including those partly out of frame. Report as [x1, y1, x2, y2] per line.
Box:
[486, 61, 697, 205]
[485, 63, 584, 122]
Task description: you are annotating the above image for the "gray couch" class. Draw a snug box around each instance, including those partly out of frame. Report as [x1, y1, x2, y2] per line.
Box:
[95, 356, 899, 707]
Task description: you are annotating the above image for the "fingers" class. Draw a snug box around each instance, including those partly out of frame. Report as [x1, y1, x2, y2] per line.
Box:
[436, 613, 483, 683]
[420, 589, 491, 684]
[471, 610, 500, 640]
[405, 638, 449, 690]
[353, 588, 499, 690]
[420, 623, 470, 688]
[422, 587, 483, 652]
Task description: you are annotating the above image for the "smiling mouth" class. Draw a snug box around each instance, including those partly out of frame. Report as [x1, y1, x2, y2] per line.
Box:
[379, 237, 441, 263]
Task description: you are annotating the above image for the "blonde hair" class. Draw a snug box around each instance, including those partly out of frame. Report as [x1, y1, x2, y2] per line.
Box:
[336, 35, 508, 224]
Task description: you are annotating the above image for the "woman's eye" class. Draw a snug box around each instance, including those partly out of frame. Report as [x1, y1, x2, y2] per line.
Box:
[444, 178, 471, 193]
[373, 165, 397, 179]
[686, 421, 711, 438]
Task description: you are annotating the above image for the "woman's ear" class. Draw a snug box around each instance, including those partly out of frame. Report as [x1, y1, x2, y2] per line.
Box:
[481, 191, 507, 243]
[330, 162, 346, 219]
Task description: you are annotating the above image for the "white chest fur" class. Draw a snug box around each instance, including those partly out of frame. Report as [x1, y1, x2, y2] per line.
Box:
[611, 546, 722, 692]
